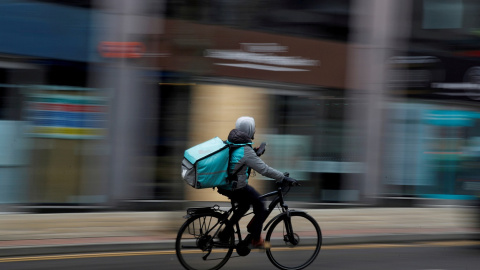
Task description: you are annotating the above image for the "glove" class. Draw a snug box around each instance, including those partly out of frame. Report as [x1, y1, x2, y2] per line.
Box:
[282, 176, 299, 186]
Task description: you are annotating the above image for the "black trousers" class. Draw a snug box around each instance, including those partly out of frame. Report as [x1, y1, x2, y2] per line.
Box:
[218, 185, 267, 240]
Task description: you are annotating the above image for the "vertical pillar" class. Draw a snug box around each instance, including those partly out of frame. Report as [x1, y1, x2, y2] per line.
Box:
[92, 0, 163, 206]
[345, 0, 412, 204]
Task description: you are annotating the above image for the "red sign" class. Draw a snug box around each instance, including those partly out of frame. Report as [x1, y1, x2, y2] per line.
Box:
[98, 42, 145, 58]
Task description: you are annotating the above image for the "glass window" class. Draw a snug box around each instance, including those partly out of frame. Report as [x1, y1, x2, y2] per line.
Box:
[423, 0, 463, 29]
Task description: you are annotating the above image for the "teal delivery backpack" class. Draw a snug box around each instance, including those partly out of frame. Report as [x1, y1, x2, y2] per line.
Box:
[181, 137, 230, 189]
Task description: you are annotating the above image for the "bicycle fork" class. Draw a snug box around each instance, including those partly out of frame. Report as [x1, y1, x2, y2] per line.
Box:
[283, 213, 299, 245]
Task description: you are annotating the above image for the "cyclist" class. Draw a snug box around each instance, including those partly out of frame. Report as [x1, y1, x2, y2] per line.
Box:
[217, 116, 297, 248]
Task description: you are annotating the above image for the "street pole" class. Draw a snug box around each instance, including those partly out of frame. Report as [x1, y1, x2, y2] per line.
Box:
[93, 0, 163, 207]
[344, 0, 412, 204]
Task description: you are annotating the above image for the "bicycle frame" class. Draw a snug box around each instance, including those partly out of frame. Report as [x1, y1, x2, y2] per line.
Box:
[260, 184, 299, 239]
[229, 184, 299, 244]
[184, 184, 300, 248]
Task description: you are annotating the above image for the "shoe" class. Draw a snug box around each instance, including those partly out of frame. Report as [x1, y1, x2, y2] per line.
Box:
[250, 237, 265, 249]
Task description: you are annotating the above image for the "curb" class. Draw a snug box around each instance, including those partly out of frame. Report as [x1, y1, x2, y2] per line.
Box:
[1, 233, 477, 258]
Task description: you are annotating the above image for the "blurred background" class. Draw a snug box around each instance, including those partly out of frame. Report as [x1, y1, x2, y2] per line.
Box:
[1, 0, 480, 211]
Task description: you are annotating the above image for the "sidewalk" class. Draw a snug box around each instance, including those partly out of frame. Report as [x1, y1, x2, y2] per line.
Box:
[0, 206, 478, 257]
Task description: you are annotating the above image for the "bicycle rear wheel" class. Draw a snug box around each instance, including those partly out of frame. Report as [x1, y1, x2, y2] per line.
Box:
[176, 213, 234, 270]
[265, 211, 322, 270]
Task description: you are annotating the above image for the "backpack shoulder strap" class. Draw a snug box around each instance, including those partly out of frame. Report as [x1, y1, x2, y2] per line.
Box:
[225, 143, 247, 189]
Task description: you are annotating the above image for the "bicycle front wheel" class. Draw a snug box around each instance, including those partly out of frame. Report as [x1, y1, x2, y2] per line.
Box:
[265, 211, 322, 270]
[176, 213, 234, 270]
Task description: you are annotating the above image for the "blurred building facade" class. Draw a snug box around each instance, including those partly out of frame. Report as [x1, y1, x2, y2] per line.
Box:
[0, 1, 104, 206]
[1, 0, 480, 208]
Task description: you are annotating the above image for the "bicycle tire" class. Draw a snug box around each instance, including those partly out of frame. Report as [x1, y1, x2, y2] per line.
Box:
[265, 211, 322, 270]
[176, 213, 234, 270]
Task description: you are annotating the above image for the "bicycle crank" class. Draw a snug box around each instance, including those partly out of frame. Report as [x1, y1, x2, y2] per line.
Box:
[236, 234, 252, 256]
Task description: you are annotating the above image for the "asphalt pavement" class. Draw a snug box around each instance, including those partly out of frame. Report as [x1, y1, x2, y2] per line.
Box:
[0, 205, 478, 257]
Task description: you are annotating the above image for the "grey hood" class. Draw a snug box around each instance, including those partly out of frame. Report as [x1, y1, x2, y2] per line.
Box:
[235, 116, 255, 139]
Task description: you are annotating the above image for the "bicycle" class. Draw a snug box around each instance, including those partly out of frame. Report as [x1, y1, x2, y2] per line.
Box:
[175, 180, 322, 270]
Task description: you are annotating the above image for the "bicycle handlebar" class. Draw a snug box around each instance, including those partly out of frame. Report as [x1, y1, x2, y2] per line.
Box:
[276, 181, 301, 187]
[280, 174, 300, 187]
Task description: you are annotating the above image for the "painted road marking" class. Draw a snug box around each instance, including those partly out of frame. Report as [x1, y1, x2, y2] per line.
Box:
[0, 251, 175, 263]
[0, 241, 478, 263]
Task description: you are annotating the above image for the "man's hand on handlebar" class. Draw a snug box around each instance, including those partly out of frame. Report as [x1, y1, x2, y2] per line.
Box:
[282, 176, 300, 186]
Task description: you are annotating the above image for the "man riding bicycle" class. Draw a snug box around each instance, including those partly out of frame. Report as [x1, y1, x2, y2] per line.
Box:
[217, 116, 298, 248]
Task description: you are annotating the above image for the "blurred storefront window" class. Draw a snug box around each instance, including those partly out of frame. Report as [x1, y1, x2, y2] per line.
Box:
[0, 1, 107, 207]
[381, 0, 480, 201]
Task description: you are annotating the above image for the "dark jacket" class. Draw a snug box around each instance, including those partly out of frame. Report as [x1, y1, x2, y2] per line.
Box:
[218, 129, 284, 190]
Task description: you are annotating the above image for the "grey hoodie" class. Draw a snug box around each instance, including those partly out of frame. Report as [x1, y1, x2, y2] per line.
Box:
[219, 128, 285, 190]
